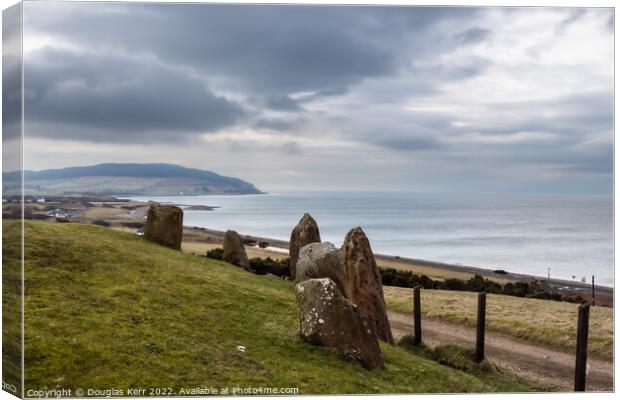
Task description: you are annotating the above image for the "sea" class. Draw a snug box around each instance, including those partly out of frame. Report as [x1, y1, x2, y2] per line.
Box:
[128, 192, 614, 287]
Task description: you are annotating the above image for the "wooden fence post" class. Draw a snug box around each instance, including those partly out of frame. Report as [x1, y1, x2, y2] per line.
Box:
[413, 286, 422, 345]
[574, 302, 590, 391]
[591, 276, 595, 306]
[475, 292, 486, 363]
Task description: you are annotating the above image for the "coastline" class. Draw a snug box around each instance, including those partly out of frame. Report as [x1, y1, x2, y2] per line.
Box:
[16, 195, 613, 305]
[184, 226, 613, 293]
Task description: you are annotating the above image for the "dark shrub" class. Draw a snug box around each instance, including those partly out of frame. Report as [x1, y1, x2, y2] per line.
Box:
[380, 268, 397, 286]
[206, 248, 223, 260]
[379, 266, 580, 305]
[93, 219, 111, 227]
[121, 221, 145, 229]
[548, 292, 563, 301]
[248, 257, 290, 277]
[432, 280, 445, 290]
[484, 279, 503, 294]
[380, 268, 418, 288]
[395, 270, 414, 287]
[444, 278, 467, 291]
[466, 274, 486, 292]
[512, 282, 533, 297]
[419, 274, 434, 289]
[563, 295, 585, 304]
[502, 282, 515, 296]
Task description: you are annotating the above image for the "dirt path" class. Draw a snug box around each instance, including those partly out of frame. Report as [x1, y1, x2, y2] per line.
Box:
[388, 311, 613, 392]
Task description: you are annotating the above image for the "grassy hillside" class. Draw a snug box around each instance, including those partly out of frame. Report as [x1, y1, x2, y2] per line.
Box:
[384, 286, 613, 360]
[2, 221, 544, 394]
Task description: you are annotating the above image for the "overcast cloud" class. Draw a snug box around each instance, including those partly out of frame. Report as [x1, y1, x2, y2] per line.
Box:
[19, 3, 613, 193]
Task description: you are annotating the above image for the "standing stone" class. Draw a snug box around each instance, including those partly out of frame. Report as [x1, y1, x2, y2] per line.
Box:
[295, 278, 384, 370]
[340, 227, 394, 344]
[144, 204, 183, 250]
[289, 213, 321, 279]
[295, 242, 346, 295]
[222, 230, 251, 271]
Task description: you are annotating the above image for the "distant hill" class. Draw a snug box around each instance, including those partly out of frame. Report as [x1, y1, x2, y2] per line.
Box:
[2, 163, 263, 196]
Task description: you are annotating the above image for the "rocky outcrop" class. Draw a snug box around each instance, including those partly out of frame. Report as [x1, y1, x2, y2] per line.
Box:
[222, 230, 251, 271]
[295, 278, 383, 370]
[144, 205, 183, 250]
[289, 213, 321, 279]
[340, 227, 394, 344]
[295, 242, 346, 295]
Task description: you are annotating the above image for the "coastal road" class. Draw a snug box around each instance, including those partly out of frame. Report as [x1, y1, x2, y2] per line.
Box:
[388, 311, 613, 392]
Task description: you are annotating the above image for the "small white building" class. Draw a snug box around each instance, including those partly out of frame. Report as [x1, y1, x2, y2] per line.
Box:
[47, 209, 69, 218]
[36, 197, 46, 203]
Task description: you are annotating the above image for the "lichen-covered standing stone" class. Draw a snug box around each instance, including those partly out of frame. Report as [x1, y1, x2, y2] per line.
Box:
[340, 227, 394, 344]
[295, 278, 383, 370]
[144, 204, 183, 250]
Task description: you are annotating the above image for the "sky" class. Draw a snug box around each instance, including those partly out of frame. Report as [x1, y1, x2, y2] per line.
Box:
[15, 2, 614, 194]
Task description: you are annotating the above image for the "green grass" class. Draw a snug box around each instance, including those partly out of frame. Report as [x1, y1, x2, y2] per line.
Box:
[384, 286, 613, 361]
[2, 219, 22, 395]
[1, 220, 546, 394]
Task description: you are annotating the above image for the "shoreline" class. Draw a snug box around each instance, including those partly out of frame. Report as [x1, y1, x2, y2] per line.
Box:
[185, 224, 613, 291]
[15, 195, 613, 305]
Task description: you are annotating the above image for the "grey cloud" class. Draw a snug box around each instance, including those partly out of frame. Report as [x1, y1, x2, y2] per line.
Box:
[24, 47, 244, 142]
[280, 141, 302, 155]
[440, 56, 492, 80]
[22, 3, 491, 146]
[471, 92, 613, 141]
[265, 95, 302, 112]
[254, 117, 304, 132]
[19, 4, 613, 193]
[297, 87, 350, 103]
[25, 4, 479, 97]
[372, 136, 442, 152]
[556, 9, 587, 33]
[453, 27, 492, 45]
[2, 4, 22, 141]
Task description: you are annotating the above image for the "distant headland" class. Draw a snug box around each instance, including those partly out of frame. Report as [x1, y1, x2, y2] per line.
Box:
[2, 163, 263, 196]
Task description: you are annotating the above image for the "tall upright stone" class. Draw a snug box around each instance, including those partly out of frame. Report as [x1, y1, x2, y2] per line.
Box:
[144, 204, 183, 250]
[222, 230, 251, 271]
[340, 227, 394, 344]
[289, 213, 321, 279]
[295, 278, 384, 370]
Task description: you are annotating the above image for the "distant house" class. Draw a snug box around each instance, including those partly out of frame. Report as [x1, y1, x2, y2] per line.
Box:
[46, 209, 69, 218]
[36, 197, 46, 203]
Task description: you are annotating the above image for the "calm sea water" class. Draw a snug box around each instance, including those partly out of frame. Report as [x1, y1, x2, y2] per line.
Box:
[129, 192, 614, 287]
